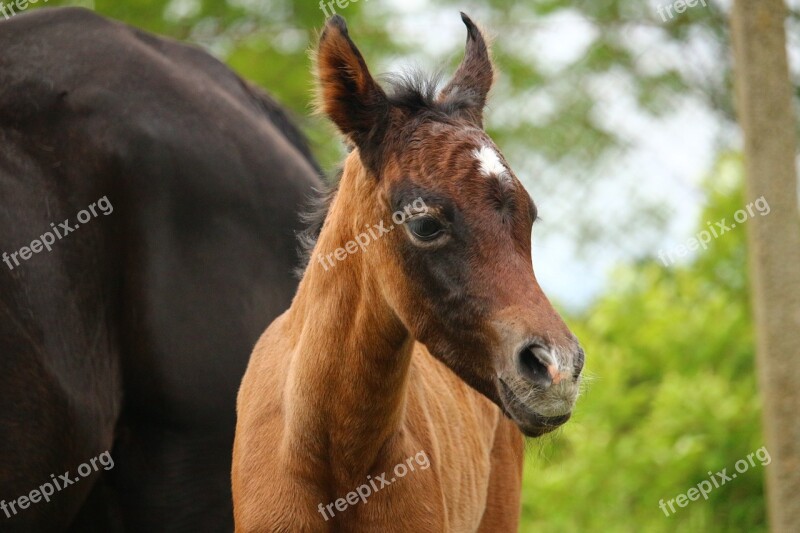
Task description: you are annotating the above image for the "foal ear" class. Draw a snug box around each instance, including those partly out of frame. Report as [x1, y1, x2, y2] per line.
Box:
[439, 13, 494, 127]
[316, 15, 389, 171]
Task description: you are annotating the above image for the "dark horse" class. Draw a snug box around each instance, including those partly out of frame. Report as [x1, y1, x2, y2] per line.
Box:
[0, 7, 319, 532]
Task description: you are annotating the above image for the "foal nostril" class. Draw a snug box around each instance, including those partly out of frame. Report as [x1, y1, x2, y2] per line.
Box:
[517, 343, 555, 388]
[573, 346, 585, 379]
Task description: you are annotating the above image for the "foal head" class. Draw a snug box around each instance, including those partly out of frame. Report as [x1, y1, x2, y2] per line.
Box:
[314, 14, 584, 437]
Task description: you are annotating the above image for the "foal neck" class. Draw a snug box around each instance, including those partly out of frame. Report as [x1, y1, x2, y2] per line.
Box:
[284, 152, 413, 483]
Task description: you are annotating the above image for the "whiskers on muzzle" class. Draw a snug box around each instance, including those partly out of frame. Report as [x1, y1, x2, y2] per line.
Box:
[501, 373, 579, 418]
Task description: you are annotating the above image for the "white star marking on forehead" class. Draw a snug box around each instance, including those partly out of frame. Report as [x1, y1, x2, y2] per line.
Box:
[473, 145, 511, 183]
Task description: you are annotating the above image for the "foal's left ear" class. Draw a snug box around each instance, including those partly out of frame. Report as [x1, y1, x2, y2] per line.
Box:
[316, 15, 389, 173]
[439, 13, 494, 127]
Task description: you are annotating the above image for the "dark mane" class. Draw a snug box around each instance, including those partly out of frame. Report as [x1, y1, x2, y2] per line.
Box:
[295, 167, 342, 277]
[296, 68, 474, 275]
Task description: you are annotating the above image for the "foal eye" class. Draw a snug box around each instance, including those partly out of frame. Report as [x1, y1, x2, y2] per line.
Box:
[407, 216, 445, 241]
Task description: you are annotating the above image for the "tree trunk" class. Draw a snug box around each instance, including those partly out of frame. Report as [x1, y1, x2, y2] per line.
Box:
[731, 1, 800, 530]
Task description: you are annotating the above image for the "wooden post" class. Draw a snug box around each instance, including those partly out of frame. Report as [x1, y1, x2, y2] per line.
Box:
[731, 0, 800, 530]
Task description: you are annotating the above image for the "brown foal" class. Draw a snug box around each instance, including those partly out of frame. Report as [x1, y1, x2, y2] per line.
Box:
[232, 13, 585, 532]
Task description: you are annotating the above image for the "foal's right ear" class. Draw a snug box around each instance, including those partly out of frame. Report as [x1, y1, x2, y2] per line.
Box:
[316, 16, 389, 171]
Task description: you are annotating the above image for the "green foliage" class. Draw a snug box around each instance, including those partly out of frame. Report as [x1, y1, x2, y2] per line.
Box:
[520, 155, 765, 532]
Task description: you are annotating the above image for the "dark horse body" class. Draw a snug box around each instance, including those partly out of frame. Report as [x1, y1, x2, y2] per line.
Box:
[0, 7, 319, 531]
